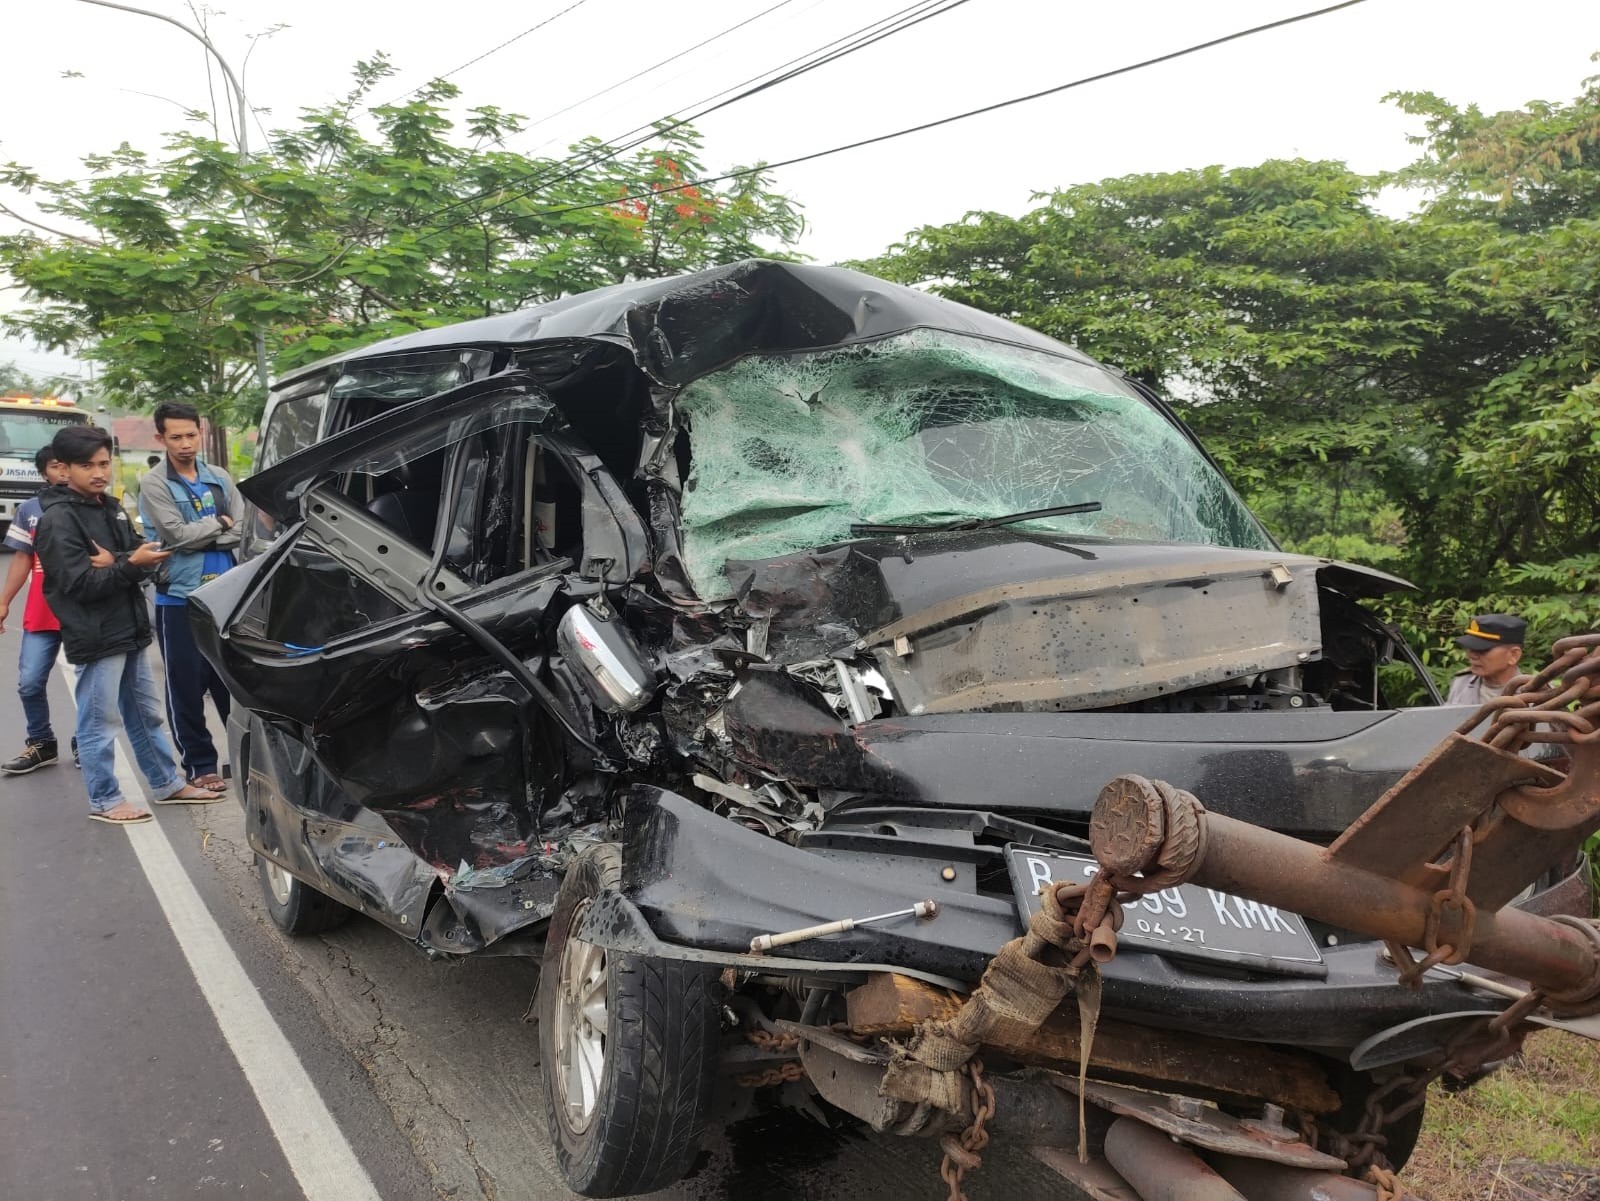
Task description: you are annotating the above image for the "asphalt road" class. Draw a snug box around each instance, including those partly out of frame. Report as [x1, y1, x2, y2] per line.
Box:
[0, 558, 1076, 1201]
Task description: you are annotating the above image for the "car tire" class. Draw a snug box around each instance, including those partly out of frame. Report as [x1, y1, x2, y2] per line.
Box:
[256, 853, 352, 935]
[1329, 1067, 1426, 1171]
[537, 842, 719, 1198]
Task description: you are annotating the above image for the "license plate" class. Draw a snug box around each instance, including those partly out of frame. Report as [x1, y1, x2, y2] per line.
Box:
[1006, 846, 1325, 976]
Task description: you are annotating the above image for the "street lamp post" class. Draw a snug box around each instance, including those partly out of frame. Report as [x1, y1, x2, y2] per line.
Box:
[71, 0, 274, 464]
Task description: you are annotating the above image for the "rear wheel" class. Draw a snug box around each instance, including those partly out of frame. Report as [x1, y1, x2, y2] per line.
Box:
[537, 843, 719, 1197]
[256, 853, 352, 935]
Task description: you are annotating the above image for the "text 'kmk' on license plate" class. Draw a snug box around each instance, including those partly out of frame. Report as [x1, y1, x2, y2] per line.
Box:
[1005, 846, 1325, 976]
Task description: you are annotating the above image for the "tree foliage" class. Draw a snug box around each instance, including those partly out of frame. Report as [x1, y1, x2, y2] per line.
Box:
[0, 54, 805, 436]
[863, 62, 1600, 678]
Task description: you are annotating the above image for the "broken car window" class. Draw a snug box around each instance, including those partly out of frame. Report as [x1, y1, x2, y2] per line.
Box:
[329, 349, 496, 407]
[257, 378, 330, 472]
[228, 533, 408, 650]
[319, 393, 552, 480]
[677, 330, 1272, 598]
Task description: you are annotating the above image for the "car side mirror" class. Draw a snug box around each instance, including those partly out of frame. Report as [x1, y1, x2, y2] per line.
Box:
[556, 603, 656, 712]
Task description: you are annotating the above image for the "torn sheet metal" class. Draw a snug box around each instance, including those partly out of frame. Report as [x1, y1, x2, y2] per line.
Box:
[270, 260, 1097, 397]
[728, 535, 1333, 711]
[246, 376, 557, 524]
[243, 723, 437, 933]
[858, 550, 1324, 714]
[429, 820, 610, 951]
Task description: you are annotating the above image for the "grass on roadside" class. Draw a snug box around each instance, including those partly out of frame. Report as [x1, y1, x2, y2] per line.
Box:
[1405, 1030, 1600, 1200]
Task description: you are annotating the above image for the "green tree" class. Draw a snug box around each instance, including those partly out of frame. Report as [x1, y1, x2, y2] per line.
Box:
[0, 55, 805, 449]
[0, 362, 42, 394]
[1387, 69, 1600, 654]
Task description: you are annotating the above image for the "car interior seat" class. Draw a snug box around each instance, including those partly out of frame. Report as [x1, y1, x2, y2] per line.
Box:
[365, 461, 441, 547]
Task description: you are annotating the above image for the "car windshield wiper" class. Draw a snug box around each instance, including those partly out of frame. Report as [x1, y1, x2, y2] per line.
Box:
[849, 501, 1102, 537]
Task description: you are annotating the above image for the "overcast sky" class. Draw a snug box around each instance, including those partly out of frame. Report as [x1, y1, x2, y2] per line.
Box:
[3, 0, 1596, 378]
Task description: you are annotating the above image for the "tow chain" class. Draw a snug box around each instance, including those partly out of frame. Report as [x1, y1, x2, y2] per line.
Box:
[898, 877, 1119, 1201]
[1387, 823, 1478, 988]
[1365, 1164, 1403, 1201]
[938, 1058, 996, 1201]
[736, 1028, 806, 1088]
[1324, 986, 1546, 1188]
[1325, 1067, 1432, 1173]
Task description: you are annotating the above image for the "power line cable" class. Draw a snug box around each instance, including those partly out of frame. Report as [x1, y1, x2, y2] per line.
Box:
[519, 0, 838, 160]
[291, 0, 1363, 284]
[525, 0, 967, 172]
[517, 0, 799, 142]
[475, 0, 1372, 229]
[516, 0, 893, 166]
[417, 0, 972, 236]
[380, 0, 593, 106]
[277, 0, 965, 284]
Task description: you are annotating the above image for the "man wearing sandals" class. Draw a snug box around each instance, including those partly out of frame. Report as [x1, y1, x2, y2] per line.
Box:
[33, 425, 220, 824]
[137, 402, 242, 795]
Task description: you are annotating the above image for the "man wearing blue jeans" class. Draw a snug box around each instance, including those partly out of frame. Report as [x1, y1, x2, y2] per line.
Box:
[1, 446, 73, 775]
[138, 401, 242, 793]
[33, 425, 220, 823]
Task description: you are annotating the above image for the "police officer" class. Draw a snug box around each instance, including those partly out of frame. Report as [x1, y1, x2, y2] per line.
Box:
[1445, 614, 1527, 705]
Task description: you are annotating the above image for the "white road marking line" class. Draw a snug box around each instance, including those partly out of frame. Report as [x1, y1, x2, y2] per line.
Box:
[64, 653, 381, 1201]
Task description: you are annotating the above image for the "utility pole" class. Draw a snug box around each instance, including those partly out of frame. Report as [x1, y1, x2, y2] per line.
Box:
[72, 0, 273, 465]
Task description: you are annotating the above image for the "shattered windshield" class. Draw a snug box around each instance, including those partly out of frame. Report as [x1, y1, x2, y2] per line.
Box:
[678, 330, 1272, 597]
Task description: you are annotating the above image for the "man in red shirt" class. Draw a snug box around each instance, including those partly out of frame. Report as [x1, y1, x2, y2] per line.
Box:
[1, 446, 74, 774]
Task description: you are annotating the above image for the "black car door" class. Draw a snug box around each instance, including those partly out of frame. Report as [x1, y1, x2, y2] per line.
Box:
[190, 374, 643, 873]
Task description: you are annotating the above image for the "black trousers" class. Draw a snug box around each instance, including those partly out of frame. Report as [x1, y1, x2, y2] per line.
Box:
[154, 601, 231, 779]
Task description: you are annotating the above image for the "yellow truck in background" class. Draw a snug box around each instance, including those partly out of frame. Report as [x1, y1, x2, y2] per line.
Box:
[0, 393, 92, 536]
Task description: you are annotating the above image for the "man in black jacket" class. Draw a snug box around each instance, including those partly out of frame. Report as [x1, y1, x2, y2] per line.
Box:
[34, 425, 221, 824]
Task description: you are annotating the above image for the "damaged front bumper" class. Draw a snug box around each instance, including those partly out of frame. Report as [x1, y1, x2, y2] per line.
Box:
[600, 787, 1570, 1051]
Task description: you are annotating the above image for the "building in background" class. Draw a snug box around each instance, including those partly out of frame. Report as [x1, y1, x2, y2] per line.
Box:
[111, 414, 215, 499]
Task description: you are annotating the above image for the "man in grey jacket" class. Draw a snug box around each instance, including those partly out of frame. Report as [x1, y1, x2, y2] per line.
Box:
[138, 402, 244, 792]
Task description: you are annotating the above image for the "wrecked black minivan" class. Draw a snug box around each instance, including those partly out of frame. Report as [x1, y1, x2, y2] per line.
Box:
[192, 261, 1592, 1197]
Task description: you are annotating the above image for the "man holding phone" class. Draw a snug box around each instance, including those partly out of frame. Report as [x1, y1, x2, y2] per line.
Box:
[36, 424, 220, 823]
[138, 402, 244, 793]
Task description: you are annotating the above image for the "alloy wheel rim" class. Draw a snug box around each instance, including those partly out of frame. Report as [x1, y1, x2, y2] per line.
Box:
[264, 857, 293, 906]
[553, 898, 608, 1134]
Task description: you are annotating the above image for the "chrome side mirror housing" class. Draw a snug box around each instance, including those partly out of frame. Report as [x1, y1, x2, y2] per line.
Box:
[556, 604, 656, 713]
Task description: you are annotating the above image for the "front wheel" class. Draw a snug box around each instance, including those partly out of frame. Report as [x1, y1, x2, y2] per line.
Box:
[256, 853, 352, 935]
[1324, 1065, 1427, 1173]
[537, 843, 719, 1197]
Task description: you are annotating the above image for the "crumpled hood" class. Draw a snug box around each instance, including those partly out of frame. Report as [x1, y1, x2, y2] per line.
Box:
[725, 529, 1411, 666]
[718, 531, 1430, 836]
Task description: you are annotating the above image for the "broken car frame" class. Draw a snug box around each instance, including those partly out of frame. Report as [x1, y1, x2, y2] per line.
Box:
[192, 263, 1598, 1200]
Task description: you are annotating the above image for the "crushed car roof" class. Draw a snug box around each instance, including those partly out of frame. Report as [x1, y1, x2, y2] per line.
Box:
[275, 259, 1103, 391]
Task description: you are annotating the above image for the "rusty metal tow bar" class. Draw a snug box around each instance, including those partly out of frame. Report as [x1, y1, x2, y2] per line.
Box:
[1086, 633, 1600, 1018]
